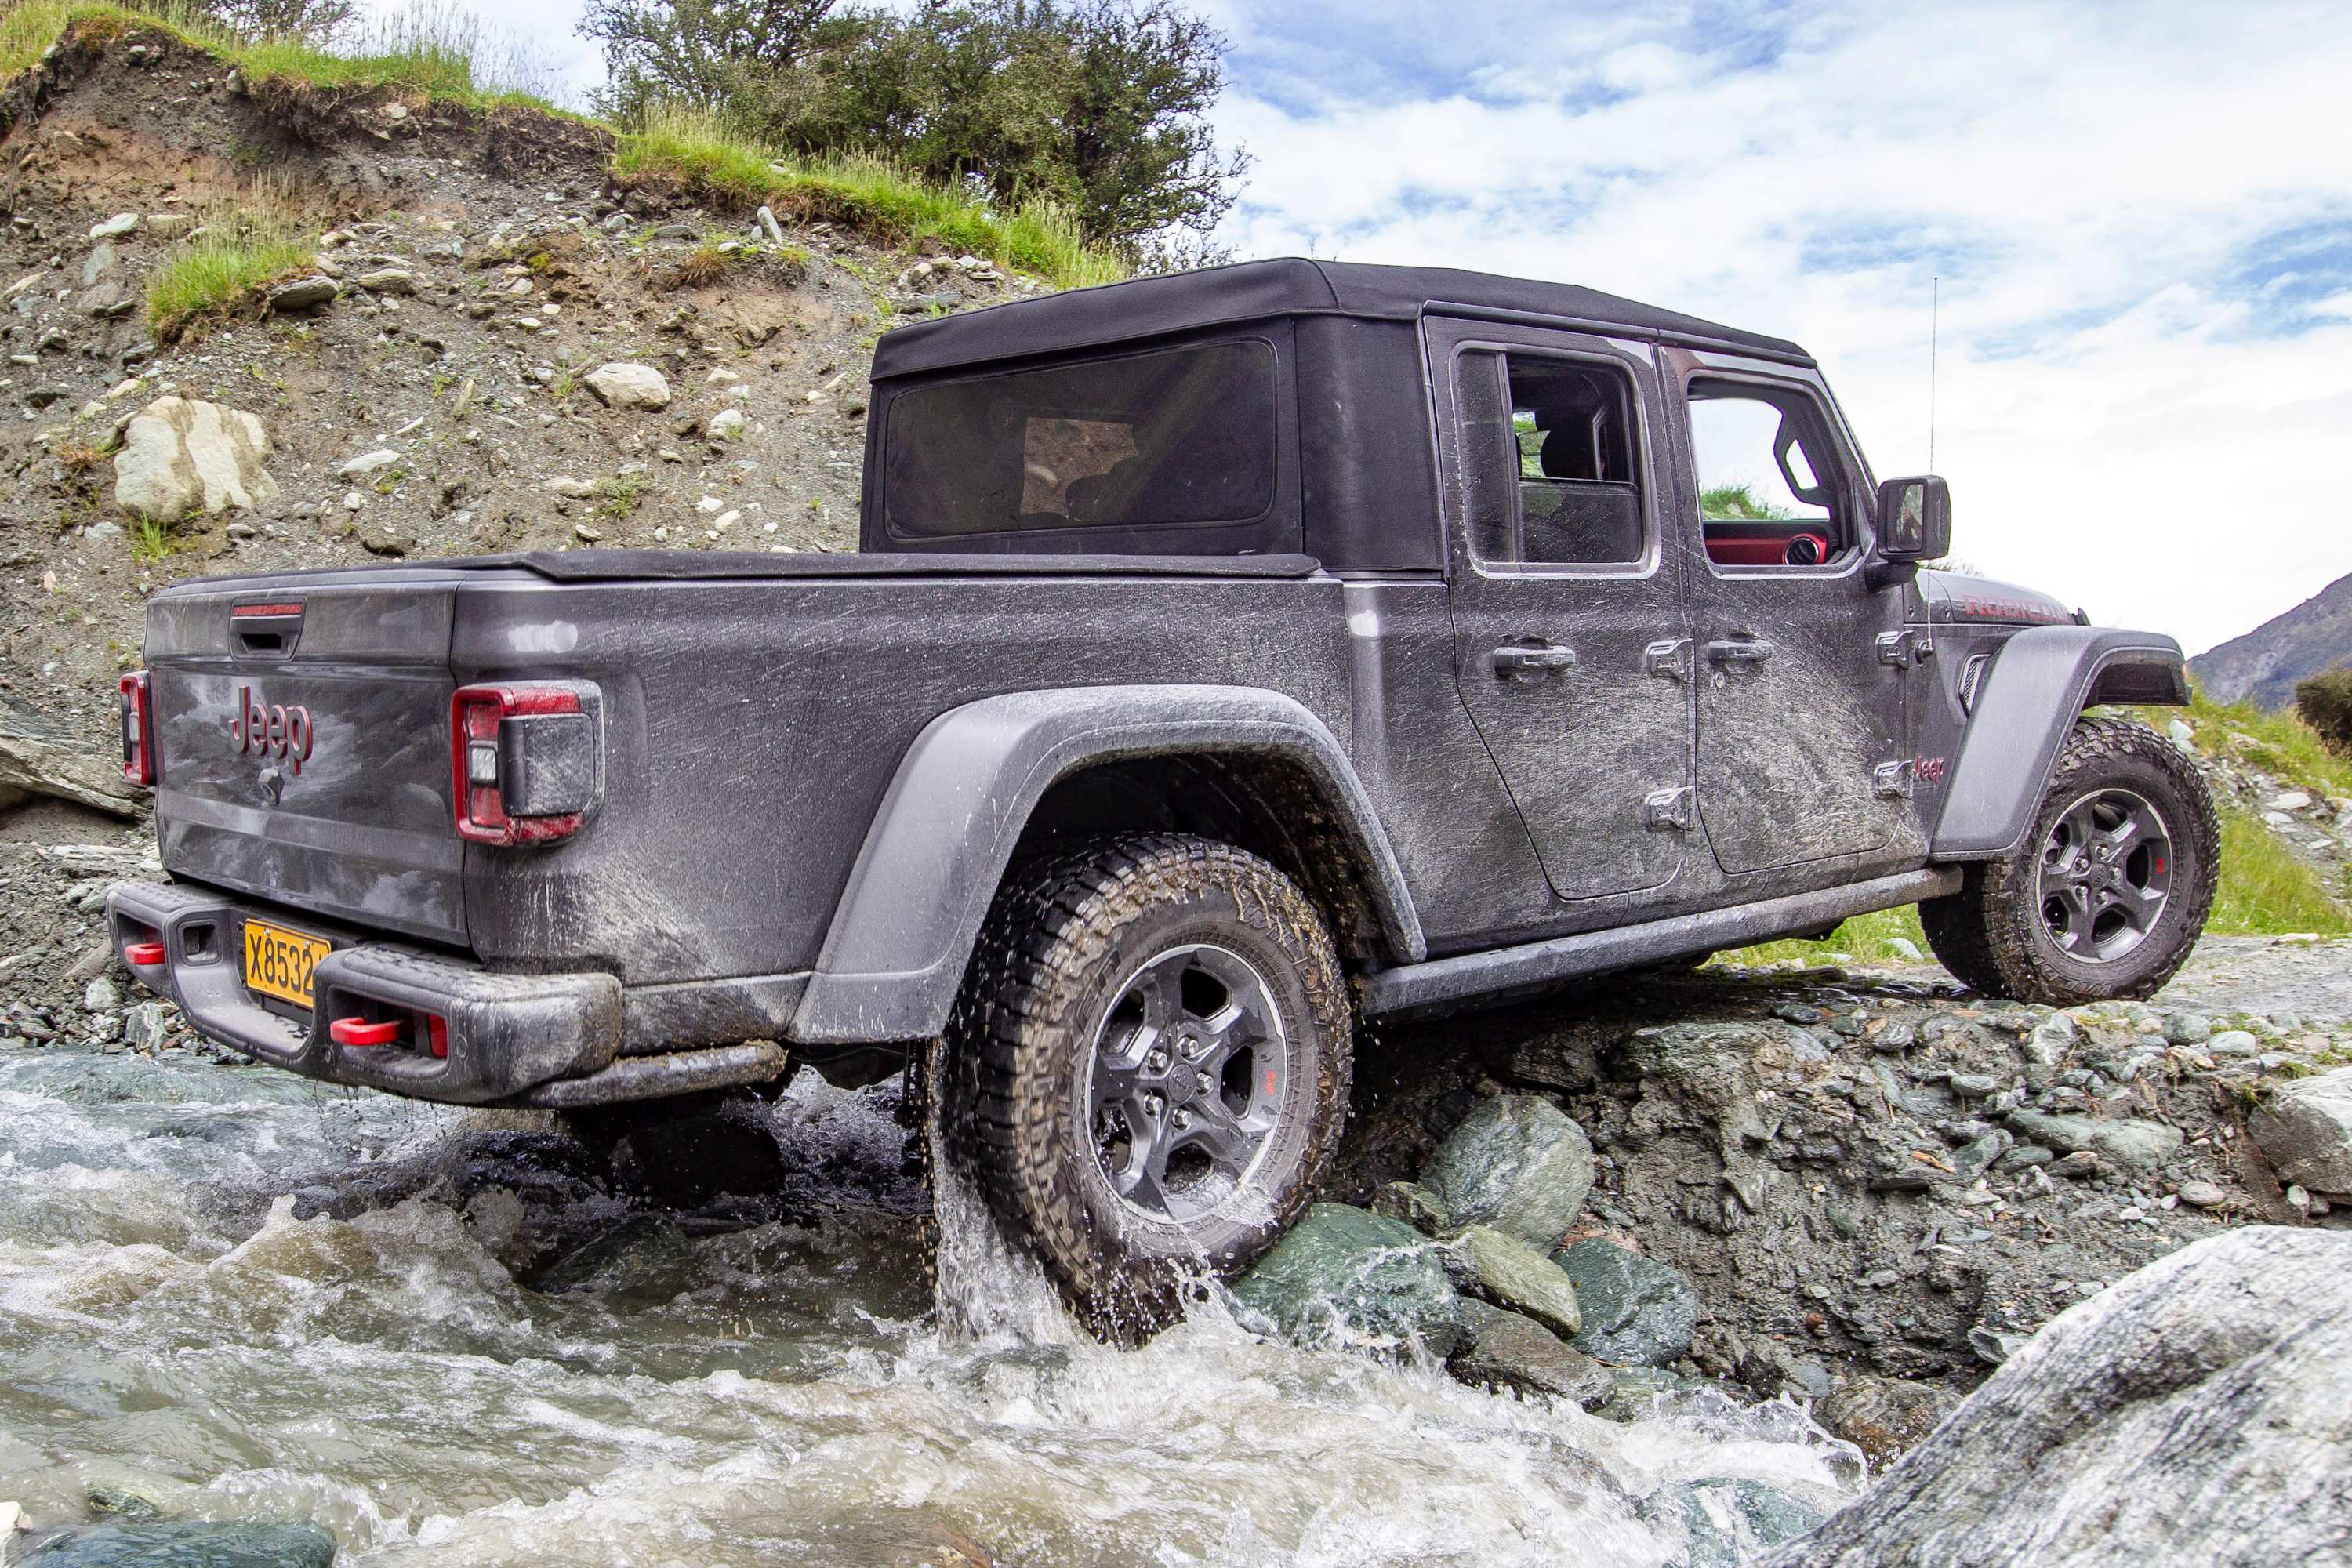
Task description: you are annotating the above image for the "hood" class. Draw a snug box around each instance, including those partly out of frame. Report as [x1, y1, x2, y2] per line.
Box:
[1918, 570, 2077, 628]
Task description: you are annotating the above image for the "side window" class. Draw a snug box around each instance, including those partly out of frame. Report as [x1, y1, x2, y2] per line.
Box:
[1687, 382, 1850, 569]
[1457, 349, 1647, 569]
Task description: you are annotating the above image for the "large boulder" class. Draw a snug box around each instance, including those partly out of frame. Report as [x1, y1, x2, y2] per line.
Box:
[1553, 1239, 1700, 1367]
[1420, 1094, 1594, 1246]
[2249, 1067, 2352, 1193]
[583, 361, 672, 410]
[113, 397, 278, 521]
[1449, 1300, 1612, 1405]
[1228, 1202, 1460, 1352]
[1760, 1227, 2352, 1567]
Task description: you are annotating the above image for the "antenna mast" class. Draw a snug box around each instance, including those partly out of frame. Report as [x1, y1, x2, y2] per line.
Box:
[1929, 274, 1940, 470]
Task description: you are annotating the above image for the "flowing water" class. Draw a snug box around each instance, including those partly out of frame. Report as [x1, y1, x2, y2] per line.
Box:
[0, 1045, 1863, 1566]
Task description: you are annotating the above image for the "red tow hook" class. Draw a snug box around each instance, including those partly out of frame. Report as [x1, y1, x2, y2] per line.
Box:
[125, 942, 168, 967]
[330, 1017, 402, 1047]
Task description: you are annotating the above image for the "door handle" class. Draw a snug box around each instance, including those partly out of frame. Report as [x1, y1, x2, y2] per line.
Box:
[1491, 643, 1577, 679]
[1704, 637, 1775, 668]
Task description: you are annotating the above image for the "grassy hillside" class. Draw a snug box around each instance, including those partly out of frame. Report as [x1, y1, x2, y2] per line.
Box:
[0, 0, 1130, 291]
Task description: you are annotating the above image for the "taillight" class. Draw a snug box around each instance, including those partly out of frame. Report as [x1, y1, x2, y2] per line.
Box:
[119, 670, 154, 786]
[449, 682, 601, 846]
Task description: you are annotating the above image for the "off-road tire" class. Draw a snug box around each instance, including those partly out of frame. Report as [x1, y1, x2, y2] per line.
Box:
[1920, 717, 2217, 1004]
[941, 834, 1352, 1338]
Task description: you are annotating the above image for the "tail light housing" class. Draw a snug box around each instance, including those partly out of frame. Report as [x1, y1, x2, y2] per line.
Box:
[450, 681, 602, 846]
[119, 670, 155, 786]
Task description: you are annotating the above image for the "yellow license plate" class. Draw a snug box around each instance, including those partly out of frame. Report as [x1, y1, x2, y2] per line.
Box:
[242, 919, 331, 1008]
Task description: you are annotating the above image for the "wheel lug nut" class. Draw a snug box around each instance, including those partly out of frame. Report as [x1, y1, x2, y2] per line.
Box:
[1144, 1093, 1164, 1119]
[1196, 1071, 1211, 1093]
[1148, 1049, 1169, 1070]
[1173, 1109, 1192, 1130]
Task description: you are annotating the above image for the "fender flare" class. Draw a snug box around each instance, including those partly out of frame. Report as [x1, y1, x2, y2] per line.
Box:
[1931, 626, 2190, 861]
[790, 685, 1427, 1044]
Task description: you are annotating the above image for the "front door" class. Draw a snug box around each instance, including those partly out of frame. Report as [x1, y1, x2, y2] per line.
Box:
[1429, 320, 1694, 902]
[1675, 365, 1911, 875]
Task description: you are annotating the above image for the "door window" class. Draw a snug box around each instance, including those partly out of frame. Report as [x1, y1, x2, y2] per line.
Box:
[1458, 350, 1648, 569]
[1687, 382, 1850, 570]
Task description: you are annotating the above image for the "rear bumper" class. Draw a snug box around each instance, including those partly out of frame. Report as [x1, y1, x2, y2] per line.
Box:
[104, 880, 782, 1106]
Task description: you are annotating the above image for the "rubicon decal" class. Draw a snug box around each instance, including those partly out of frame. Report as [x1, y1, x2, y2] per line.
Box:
[231, 684, 314, 775]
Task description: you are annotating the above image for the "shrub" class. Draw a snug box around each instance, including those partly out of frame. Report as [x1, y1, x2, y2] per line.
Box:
[2293, 667, 2352, 760]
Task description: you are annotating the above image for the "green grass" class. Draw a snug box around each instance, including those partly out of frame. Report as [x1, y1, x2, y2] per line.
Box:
[2210, 806, 2351, 935]
[612, 103, 1127, 292]
[130, 517, 172, 562]
[1716, 905, 1931, 969]
[146, 201, 314, 340]
[2135, 687, 2352, 804]
[0, 0, 569, 114]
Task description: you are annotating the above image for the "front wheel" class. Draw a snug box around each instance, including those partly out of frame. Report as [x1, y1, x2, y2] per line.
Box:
[942, 835, 1352, 1337]
[1920, 717, 2218, 1004]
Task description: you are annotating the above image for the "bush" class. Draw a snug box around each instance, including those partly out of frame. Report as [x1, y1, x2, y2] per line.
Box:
[2294, 668, 2352, 760]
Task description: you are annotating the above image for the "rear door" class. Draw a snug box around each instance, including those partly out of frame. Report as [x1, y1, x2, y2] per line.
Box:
[1671, 358, 1911, 873]
[1428, 318, 1695, 902]
[147, 574, 465, 944]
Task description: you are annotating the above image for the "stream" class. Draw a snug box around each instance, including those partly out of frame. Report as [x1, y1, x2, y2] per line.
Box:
[0, 1044, 1863, 1566]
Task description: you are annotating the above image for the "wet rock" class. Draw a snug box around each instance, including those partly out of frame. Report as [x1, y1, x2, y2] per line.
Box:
[1447, 1223, 1581, 1338]
[1228, 1202, 1460, 1353]
[583, 361, 672, 411]
[17, 1519, 336, 1566]
[1368, 1179, 1450, 1236]
[2004, 1109, 2181, 1171]
[2248, 1068, 2352, 1194]
[114, 397, 278, 520]
[123, 1002, 167, 1051]
[1642, 1478, 1829, 1568]
[1759, 1227, 2352, 1568]
[1448, 1300, 1612, 1404]
[1552, 1238, 1699, 1367]
[267, 276, 338, 313]
[1420, 1093, 1594, 1246]
[1815, 1374, 1965, 1468]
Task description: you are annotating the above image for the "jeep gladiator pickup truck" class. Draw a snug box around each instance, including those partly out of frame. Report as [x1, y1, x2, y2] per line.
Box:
[107, 258, 2216, 1323]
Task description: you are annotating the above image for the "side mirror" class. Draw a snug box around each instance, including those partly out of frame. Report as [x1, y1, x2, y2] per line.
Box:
[1875, 474, 1951, 561]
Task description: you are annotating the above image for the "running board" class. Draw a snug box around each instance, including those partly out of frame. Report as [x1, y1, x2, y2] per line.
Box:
[1356, 867, 1962, 1016]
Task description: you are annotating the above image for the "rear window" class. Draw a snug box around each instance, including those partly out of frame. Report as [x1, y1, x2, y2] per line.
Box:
[882, 339, 1278, 539]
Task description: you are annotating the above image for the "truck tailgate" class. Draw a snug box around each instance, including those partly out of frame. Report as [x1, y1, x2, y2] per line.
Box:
[147, 575, 466, 946]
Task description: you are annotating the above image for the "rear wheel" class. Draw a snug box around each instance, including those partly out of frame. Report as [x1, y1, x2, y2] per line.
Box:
[1921, 717, 2216, 1004]
[942, 835, 1351, 1337]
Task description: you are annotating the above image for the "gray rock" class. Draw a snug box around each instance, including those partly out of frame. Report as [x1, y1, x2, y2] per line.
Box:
[82, 280, 137, 318]
[1816, 1374, 1965, 1468]
[543, 476, 595, 498]
[756, 205, 786, 246]
[2205, 1029, 2260, 1058]
[1552, 1238, 1699, 1366]
[1448, 1301, 1612, 1404]
[123, 1001, 167, 1051]
[1367, 1179, 1451, 1236]
[706, 407, 746, 439]
[1447, 1224, 1581, 1338]
[268, 276, 339, 313]
[82, 241, 116, 285]
[83, 977, 121, 1012]
[336, 448, 403, 480]
[89, 212, 140, 240]
[2176, 1181, 2229, 1208]
[1420, 1094, 1594, 1246]
[1759, 1227, 2352, 1568]
[1643, 1478, 1829, 1568]
[352, 268, 416, 294]
[145, 212, 198, 238]
[24, 386, 71, 408]
[2005, 1109, 2182, 1171]
[17, 1519, 336, 1566]
[358, 525, 413, 557]
[114, 397, 278, 520]
[2161, 1011, 2211, 1045]
[583, 361, 672, 411]
[1228, 1202, 1459, 1353]
[2248, 1068, 2352, 1194]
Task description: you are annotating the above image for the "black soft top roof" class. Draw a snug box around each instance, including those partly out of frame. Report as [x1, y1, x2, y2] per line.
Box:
[870, 256, 1809, 379]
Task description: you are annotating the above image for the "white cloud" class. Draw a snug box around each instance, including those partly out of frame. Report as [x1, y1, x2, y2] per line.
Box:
[1210, 0, 2352, 652]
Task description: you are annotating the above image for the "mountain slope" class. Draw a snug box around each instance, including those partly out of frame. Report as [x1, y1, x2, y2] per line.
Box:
[2190, 572, 2352, 709]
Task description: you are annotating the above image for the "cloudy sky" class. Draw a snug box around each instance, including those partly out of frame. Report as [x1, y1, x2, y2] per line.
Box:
[410, 0, 2350, 654]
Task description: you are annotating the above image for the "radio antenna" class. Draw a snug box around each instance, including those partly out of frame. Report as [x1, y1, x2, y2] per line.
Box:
[1929, 274, 1940, 470]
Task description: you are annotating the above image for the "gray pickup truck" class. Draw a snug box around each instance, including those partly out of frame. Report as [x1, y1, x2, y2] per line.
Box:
[107, 258, 2216, 1324]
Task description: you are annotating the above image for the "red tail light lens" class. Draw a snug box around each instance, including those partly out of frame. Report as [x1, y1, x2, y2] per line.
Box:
[125, 942, 168, 966]
[119, 671, 154, 786]
[449, 683, 599, 846]
[330, 1016, 403, 1047]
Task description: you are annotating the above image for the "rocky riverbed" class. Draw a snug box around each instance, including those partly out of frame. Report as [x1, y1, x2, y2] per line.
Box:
[3, 917, 2349, 1563]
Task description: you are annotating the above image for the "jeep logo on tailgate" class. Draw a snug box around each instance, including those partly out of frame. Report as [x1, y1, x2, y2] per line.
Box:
[231, 684, 314, 775]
